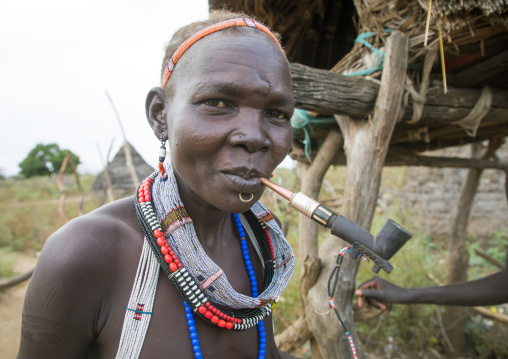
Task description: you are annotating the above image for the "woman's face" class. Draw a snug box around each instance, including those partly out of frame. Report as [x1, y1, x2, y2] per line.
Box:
[165, 29, 294, 213]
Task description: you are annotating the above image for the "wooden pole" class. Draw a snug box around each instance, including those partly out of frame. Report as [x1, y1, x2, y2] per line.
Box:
[96, 142, 115, 203]
[443, 139, 502, 355]
[304, 30, 408, 358]
[105, 90, 139, 187]
[298, 130, 343, 359]
[67, 154, 84, 216]
[56, 153, 70, 223]
[56, 151, 84, 222]
[298, 130, 343, 301]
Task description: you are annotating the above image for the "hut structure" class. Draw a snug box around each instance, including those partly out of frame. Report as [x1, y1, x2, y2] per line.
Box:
[209, 0, 508, 358]
[92, 142, 154, 199]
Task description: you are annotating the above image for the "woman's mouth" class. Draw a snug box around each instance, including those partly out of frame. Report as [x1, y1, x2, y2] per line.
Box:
[222, 169, 263, 192]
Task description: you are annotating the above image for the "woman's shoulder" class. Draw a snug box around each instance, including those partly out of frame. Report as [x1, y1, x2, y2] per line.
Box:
[19, 197, 145, 355]
[38, 196, 143, 280]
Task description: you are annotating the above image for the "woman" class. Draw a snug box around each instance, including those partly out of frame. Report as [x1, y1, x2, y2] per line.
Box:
[18, 10, 297, 359]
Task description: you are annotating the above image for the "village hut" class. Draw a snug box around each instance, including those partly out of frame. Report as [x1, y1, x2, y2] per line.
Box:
[92, 142, 154, 198]
[209, 1, 508, 358]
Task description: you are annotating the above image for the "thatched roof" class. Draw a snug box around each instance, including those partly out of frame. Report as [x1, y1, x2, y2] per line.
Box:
[92, 142, 154, 191]
[210, 0, 508, 163]
[211, 0, 508, 82]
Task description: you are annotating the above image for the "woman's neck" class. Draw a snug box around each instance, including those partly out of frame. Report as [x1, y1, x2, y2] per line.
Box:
[174, 171, 236, 249]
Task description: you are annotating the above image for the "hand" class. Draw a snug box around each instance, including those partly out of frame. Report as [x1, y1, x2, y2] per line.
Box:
[355, 276, 407, 311]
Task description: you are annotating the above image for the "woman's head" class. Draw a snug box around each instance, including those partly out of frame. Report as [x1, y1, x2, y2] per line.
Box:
[146, 10, 293, 213]
[160, 10, 284, 97]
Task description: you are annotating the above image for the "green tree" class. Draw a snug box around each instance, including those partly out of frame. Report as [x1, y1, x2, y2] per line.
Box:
[19, 143, 80, 178]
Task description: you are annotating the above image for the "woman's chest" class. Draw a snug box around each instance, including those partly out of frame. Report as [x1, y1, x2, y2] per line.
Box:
[96, 270, 276, 359]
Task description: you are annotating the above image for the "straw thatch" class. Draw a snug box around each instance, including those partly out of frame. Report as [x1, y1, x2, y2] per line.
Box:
[92, 142, 154, 195]
[332, 0, 508, 86]
[210, 0, 508, 161]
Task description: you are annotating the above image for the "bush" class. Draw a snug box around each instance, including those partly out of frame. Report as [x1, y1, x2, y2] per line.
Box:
[19, 143, 80, 178]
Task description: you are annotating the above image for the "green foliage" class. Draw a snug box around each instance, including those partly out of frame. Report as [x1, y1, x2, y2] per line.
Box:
[0, 248, 17, 279]
[487, 230, 508, 264]
[19, 143, 80, 178]
[465, 315, 508, 358]
[0, 175, 100, 251]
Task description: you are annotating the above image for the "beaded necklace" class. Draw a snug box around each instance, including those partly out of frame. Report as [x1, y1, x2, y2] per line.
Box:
[134, 162, 294, 332]
[183, 213, 266, 358]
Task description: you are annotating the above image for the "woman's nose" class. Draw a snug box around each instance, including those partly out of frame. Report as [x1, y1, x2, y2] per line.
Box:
[228, 109, 270, 153]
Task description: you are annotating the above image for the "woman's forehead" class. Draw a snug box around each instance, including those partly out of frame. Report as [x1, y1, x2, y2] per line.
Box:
[179, 30, 286, 71]
[169, 30, 291, 93]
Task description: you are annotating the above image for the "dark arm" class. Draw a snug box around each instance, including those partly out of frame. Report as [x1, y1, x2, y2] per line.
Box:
[17, 216, 114, 358]
[356, 249, 508, 309]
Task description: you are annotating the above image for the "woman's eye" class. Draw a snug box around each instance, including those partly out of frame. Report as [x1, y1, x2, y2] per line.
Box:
[266, 110, 287, 120]
[204, 99, 228, 108]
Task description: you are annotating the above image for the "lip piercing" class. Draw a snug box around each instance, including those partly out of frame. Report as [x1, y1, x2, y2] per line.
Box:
[239, 192, 254, 203]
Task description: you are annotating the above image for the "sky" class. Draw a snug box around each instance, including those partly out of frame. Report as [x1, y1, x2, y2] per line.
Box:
[0, 0, 211, 177]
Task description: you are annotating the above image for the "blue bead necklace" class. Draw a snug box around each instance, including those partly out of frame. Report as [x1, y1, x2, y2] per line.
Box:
[184, 213, 266, 359]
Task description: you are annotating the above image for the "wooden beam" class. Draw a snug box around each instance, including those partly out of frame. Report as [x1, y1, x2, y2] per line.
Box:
[290, 63, 378, 118]
[385, 154, 508, 170]
[290, 63, 508, 127]
[447, 50, 508, 88]
[291, 145, 508, 170]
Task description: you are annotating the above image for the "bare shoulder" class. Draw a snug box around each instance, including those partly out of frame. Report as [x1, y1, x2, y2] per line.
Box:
[39, 196, 141, 274]
[18, 197, 143, 358]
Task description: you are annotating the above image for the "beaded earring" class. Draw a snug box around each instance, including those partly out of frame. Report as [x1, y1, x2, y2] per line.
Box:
[158, 134, 167, 180]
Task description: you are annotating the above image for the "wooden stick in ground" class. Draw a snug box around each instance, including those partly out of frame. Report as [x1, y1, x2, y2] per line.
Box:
[56, 152, 71, 223]
[298, 130, 343, 302]
[105, 90, 139, 187]
[66, 153, 84, 216]
[96, 142, 115, 203]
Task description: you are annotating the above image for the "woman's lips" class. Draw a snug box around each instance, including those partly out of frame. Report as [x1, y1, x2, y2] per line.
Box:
[223, 173, 263, 193]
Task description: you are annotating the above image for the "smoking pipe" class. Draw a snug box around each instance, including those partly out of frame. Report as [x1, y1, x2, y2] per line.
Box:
[260, 177, 412, 273]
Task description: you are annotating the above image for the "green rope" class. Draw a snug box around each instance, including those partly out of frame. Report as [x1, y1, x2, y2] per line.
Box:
[347, 29, 422, 77]
[291, 109, 313, 164]
[291, 109, 337, 164]
[346, 29, 392, 77]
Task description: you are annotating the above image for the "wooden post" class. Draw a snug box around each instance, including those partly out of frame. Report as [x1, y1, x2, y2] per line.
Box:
[298, 130, 344, 301]
[56, 151, 84, 222]
[96, 143, 115, 203]
[56, 153, 71, 223]
[67, 154, 84, 216]
[105, 90, 139, 187]
[299, 130, 344, 359]
[304, 30, 408, 358]
[443, 139, 502, 354]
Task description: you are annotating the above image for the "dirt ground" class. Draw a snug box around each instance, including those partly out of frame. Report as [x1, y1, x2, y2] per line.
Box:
[0, 252, 38, 359]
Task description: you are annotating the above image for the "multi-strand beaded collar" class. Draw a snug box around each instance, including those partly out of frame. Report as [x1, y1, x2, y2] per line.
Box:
[135, 163, 294, 331]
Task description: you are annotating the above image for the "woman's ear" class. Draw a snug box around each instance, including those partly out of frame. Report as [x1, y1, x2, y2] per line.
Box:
[145, 87, 168, 140]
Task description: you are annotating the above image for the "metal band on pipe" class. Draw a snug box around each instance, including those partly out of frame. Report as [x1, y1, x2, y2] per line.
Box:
[290, 192, 320, 218]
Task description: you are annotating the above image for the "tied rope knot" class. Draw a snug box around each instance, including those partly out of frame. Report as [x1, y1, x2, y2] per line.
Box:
[291, 109, 313, 164]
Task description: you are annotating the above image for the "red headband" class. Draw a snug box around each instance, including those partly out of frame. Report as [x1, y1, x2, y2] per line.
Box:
[161, 18, 283, 89]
